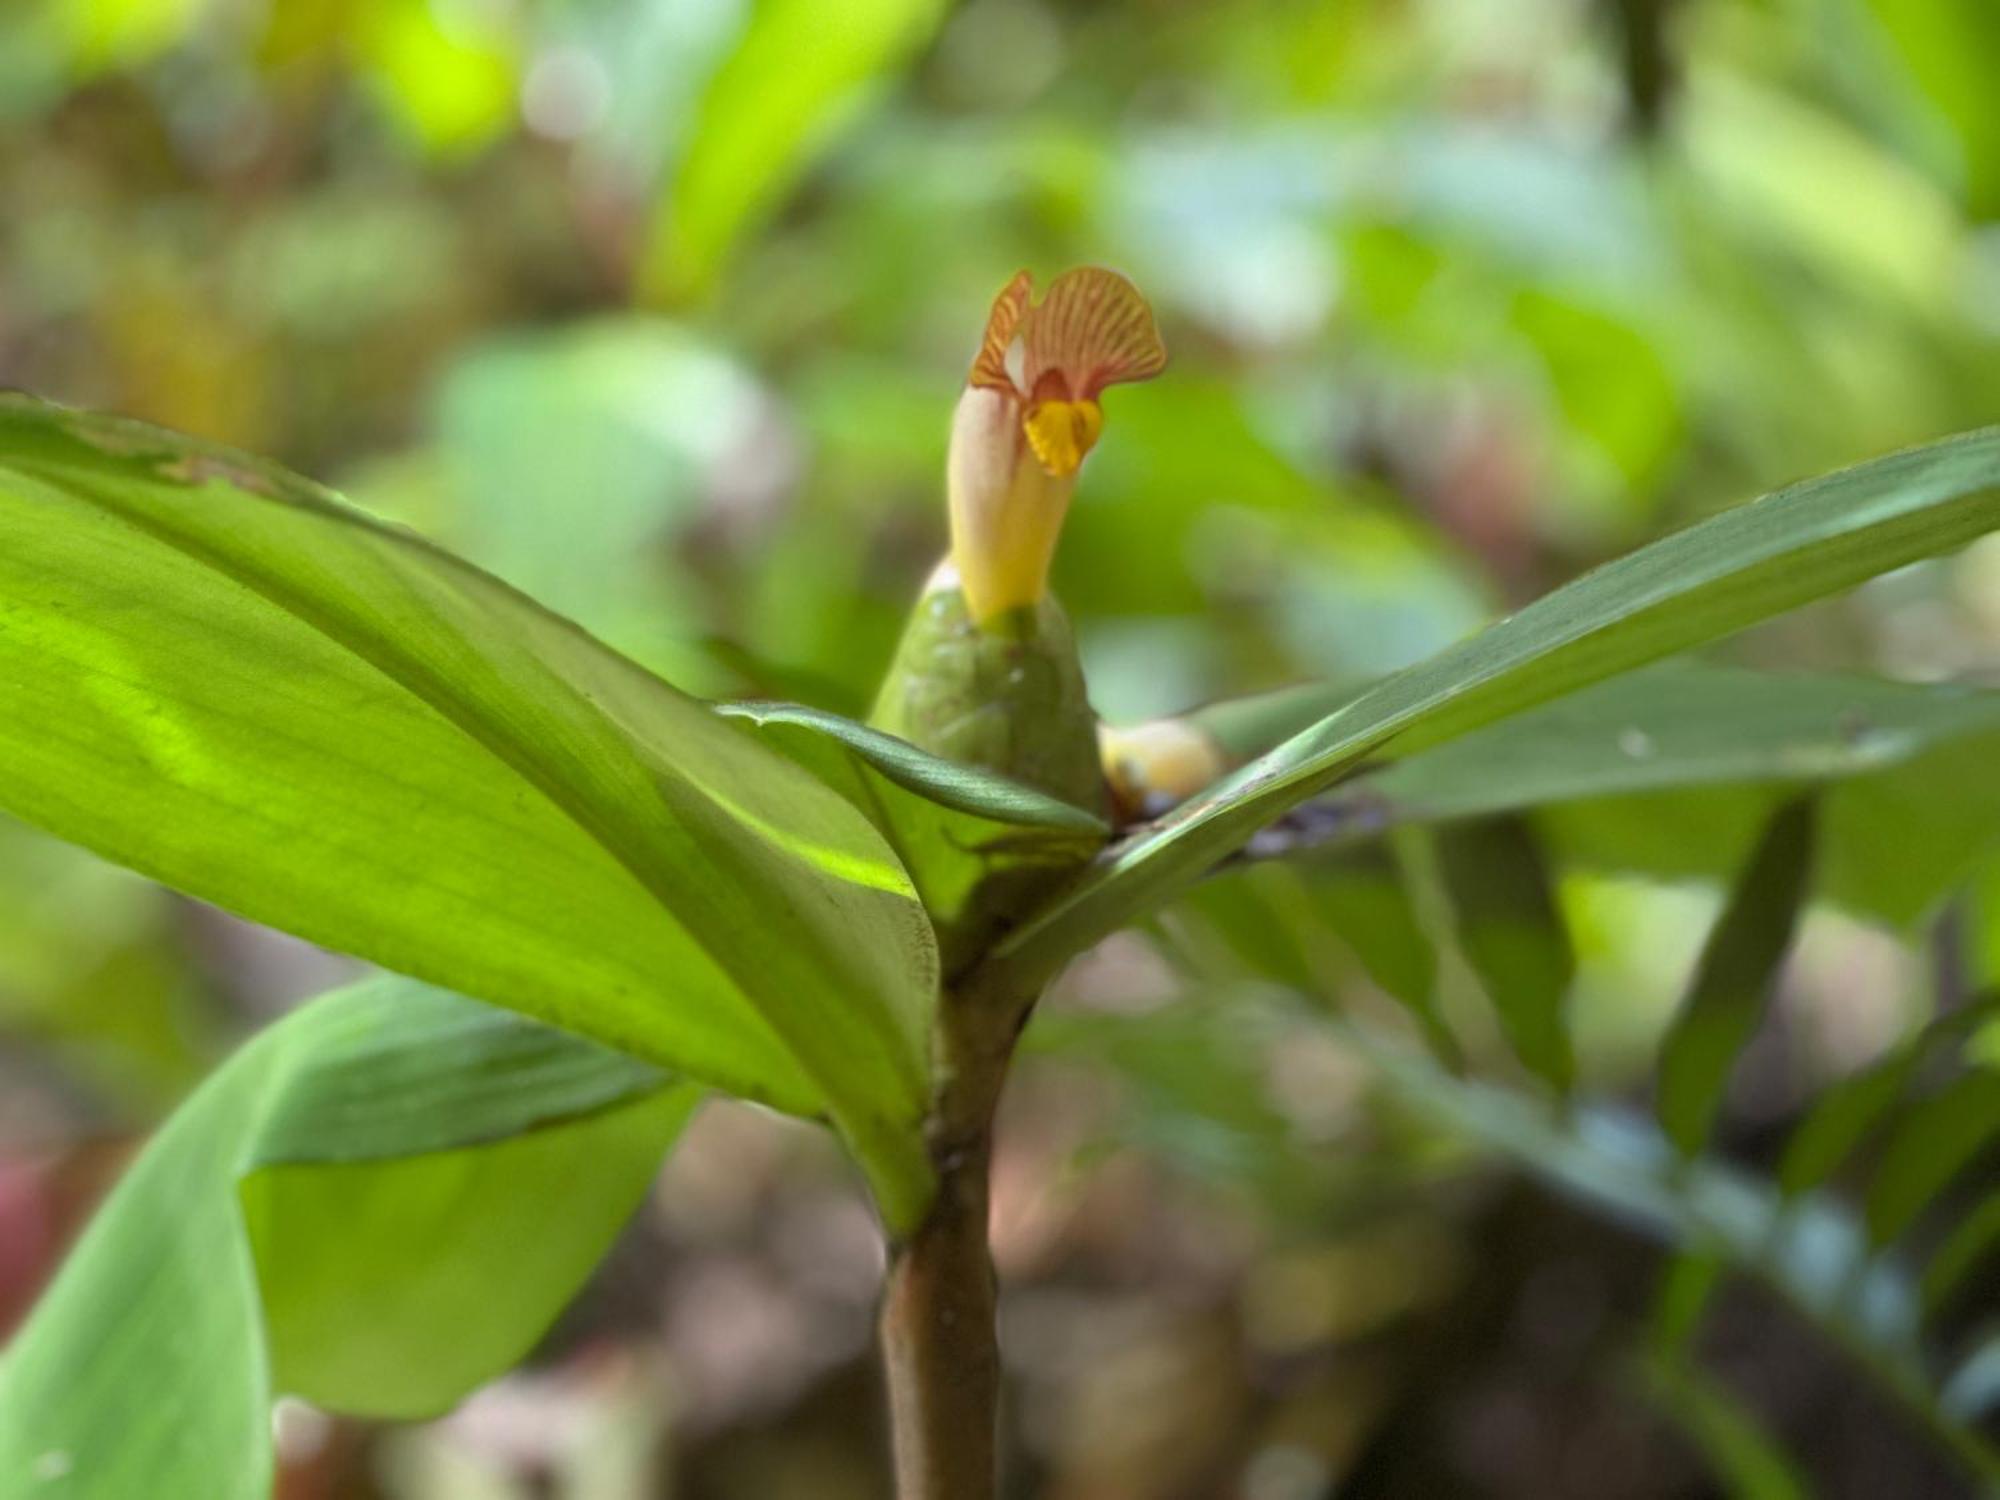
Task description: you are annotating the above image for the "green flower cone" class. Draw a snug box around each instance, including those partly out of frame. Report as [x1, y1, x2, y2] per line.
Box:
[870, 564, 1105, 816]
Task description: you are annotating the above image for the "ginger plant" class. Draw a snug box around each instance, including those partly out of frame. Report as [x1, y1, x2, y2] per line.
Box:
[2, 272, 2000, 1497]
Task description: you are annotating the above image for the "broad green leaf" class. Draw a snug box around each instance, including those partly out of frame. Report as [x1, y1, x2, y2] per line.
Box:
[642, 0, 951, 302]
[1656, 799, 1818, 1157]
[246, 1123, 666, 1417]
[985, 429, 2000, 993]
[0, 397, 935, 1224]
[1434, 816, 1574, 1092]
[0, 979, 698, 1499]
[718, 700, 1108, 972]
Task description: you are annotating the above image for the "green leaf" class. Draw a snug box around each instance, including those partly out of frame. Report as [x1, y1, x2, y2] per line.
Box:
[1316, 846, 1450, 1052]
[1865, 1069, 2000, 1246]
[1162, 851, 1456, 1065]
[1640, 1357, 1810, 1500]
[718, 700, 1107, 971]
[1227, 665, 2000, 927]
[0, 978, 699, 1498]
[0, 397, 937, 1224]
[1780, 993, 2000, 1199]
[1923, 1192, 2000, 1315]
[1650, 1250, 1727, 1359]
[1657, 799, 1818, 1157]
[721, 701, 1108, 833]
[1434, 816, 1575, 1092]
[1024, 997, 1318, 1200]
[986, 429, 2000, 992]
[1348, 1026, 1920, 1360]
[1368, 664, 2000, 825]
[1342, 1025, 2000, 1488]
[1862, 0, 2000, 216]
[1163, 862, 1343, 996]
[642, 0, 951, 302]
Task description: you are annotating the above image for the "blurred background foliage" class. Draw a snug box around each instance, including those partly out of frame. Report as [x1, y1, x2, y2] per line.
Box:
[3, 0, 2000, 1495]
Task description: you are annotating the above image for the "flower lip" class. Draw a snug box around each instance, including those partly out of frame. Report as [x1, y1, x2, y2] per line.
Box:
[966, 266, 1167, 475]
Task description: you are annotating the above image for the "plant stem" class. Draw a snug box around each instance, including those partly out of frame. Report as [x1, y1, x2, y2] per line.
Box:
[881, 1124, 998, 1499]
[880, 978, 1023, 1500]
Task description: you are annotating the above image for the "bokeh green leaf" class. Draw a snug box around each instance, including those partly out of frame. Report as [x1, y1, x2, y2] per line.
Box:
[1434, 816, 1574, 1093]
[643, 0, 952, 303]
[0, 978, 698, 1499]
[1656, 799, 1818, 1157]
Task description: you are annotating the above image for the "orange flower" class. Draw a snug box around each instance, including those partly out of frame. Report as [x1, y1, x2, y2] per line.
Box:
[947, 268, 1166, 624]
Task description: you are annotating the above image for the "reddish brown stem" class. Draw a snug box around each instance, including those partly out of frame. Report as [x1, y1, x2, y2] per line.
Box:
[879, 980, 1021, 1500]
[880, 1128, 998, 1500]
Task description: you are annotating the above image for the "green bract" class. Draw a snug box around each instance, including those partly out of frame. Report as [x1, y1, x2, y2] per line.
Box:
[869, 575, 1107, 815]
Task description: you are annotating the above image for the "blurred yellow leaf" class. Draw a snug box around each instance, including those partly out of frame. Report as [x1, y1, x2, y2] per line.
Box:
[358, 0, 519, 157]
[642, 0, 952, 305]
[54, 0, 205, 71]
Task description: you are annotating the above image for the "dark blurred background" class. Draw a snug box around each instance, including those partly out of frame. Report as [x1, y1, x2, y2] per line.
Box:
[3, 0, 1999, 1495]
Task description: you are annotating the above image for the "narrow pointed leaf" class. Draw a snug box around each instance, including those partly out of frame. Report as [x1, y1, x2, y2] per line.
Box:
[988, 431, 2000, 991]
[1236, 666, 2000, 926]
[1315, 847, 1452, 1057]
[1435, 816, 1574, 1092]
[1923, 1192, 2000, 1315]
[642, 0, 950, 302]
[1865, 1070, 2000, 1246]
[1368, 666, 2000, 820]
[1165, 853, 1456, 1065]
[1650, 1250, 1727, 1359]
[0, 979, 699, 1499]
[1642, 1356, 1810, 1500]
[0, 397, 936, 1223]
[1780, 992, 2000, 1198]
[1344, 1027, 2000, 1487]
[1657, 798, 1818, 1157]
[719, 700, 1107, 969]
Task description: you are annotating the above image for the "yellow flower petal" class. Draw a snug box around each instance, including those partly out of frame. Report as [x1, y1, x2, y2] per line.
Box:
[1022, 397, 1103, 476]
